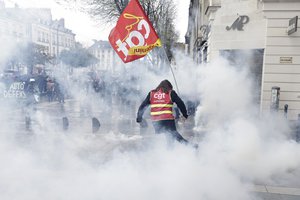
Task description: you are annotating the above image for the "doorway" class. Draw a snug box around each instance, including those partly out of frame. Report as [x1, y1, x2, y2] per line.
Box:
[220, 49, 264, 105]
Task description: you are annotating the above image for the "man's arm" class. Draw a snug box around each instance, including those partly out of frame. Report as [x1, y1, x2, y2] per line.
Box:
[136, 92, 151, 122]
[171, 91, 188, 119]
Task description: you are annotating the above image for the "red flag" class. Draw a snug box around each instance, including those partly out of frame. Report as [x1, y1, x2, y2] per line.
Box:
[108, 0, 161, 63]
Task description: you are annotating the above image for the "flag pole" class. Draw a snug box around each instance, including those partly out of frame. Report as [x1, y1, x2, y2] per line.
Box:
[146, 47, 180, 94]
[160, 47, 180, 94]
[108, 0, 180, 93]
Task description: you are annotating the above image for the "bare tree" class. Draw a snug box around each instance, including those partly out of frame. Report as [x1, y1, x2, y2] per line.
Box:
[56, 0, 178, 63]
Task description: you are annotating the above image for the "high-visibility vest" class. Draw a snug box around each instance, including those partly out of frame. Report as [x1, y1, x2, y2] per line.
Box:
[150, 89, 174, 121]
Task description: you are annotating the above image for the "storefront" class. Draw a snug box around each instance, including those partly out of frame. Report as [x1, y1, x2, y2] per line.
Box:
[203, 0, 266, 108]
[192, 0, 300, 120]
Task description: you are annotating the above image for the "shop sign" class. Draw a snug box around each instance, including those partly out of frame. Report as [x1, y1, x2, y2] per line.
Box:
[280, 57, 293, 64]
[287, 16, 298, 35]
[3, 82, 26, 99]
[226, 15, 249, 31]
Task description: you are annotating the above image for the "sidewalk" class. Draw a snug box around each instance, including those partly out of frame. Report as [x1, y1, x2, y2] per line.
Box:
[250, 185, 300, 200]
[251, 185, 300, 195]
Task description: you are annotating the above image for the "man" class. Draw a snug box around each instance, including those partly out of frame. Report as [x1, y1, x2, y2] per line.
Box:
[136, 79, 193, 145]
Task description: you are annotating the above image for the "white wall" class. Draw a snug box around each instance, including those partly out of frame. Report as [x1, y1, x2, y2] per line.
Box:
[207, 0, 266, 61]
[261, 1, 300, 120]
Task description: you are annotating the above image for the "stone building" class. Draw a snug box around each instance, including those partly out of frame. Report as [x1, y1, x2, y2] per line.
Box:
[186, 0, 300, 120]
[88, 40, 124, 76]
[0, 2, 75, 61]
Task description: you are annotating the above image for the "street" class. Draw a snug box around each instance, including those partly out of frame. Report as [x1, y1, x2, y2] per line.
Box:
[0, 97, 298, 200]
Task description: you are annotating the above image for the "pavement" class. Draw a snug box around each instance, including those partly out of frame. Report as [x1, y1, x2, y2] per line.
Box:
[251, 185, 300, 200]
[16, 98, 300, 199]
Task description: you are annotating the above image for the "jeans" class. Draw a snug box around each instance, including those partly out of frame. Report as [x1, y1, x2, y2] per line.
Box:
[152, 120, 188, 144]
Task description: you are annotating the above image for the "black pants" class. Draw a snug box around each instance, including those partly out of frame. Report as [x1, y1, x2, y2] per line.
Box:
[152, 120, 188, 144]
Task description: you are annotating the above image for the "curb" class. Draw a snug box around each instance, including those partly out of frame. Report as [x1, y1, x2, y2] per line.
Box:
[250, 185, 300, 196]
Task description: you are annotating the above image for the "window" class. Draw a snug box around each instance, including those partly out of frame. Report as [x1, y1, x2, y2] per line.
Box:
[38, 31, 41, 41]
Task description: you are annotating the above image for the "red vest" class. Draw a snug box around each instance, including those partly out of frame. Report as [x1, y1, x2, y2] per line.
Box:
[150, 89, 174, 121]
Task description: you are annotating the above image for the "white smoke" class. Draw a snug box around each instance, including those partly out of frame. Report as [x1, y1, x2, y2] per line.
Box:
[175, 54, 300, 186]
[1, 44, 299, 200]
[0, 2, 300, 200]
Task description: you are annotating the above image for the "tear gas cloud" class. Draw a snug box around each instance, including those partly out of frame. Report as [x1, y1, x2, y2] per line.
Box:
[0, 43, 300, 199]
[1, 9, 300, 200]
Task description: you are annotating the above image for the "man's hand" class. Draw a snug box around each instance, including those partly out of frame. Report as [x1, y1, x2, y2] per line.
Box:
[183, 114, 189, 119]
[136, 117, 142, 123]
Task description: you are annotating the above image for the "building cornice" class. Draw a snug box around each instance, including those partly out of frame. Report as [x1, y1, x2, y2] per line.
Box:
[204, 0, 221, 16]
[205, 5, 221, 15]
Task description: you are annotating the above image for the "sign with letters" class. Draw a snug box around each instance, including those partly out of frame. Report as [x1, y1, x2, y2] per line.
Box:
[108, 0, 161, 63]
[280, 57, 293, 64]
[226, 15, 249, 31]
[287, 16, 298, 35]
[3, 82, 26, 99]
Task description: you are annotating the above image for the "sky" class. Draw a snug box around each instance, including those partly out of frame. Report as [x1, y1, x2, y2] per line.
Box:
[3, 0, 190, 46]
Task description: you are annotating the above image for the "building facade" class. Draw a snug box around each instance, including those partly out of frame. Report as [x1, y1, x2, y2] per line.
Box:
[88, 40, 124, 76]
[186, 0, 300, 120]
[0, 2, 75, 58]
